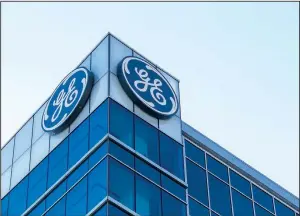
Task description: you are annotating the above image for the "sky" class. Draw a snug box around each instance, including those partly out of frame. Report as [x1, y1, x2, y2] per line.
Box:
[1, 2, 299, 197]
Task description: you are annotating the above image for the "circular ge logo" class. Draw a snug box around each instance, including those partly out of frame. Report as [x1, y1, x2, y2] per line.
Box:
[117, 56, 178, 119]
[42, 67, 94, 134]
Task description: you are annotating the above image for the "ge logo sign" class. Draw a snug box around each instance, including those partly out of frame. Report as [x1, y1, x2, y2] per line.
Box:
[118, 56, 178, 119]
[42, 67, 93, 134]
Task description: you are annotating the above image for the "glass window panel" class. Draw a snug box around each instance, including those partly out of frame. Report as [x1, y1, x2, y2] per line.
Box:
[79, 55, 91, 70]
[32, 102, 47, 143]
[135, 116, 159, 164]
[229, 169, 251, 198]
[89, 141, 108, 169]
[1, 168, 11, 198]
[134, 104, 158, 128]
[66, 177, 88, 216]
[30, 133, 50, 170]
[109, 158, 134, 210]
[159, 133, 184, 180]
[1, 195, 9, 216]
[108, 203, 130, 216]
[188, 197, 209, 216]
[135, 157, 160, 185]
[90, 73, 108, 113]
[68, 118, 89, 168]
[91, 36, 108, 83]
[274, 199, 294, 216]
[211, 211, 218, 216]
[254, 203, 273, 216]
[88, 158, 107, 212]
[27, 158, 49, 207]
[110, 35, 132, 75]
[252, 185, 274, 213]
[48, 138, 68, 188]
[46, 181, 66, 209]
[109, 100, 134, 148]
[136, 175, 162, 216]
[67, 160, 88, 190]
[13, 118, 33, 162]
[232, 189, 254, 216]
[208, 174, 232, 216]
[50, 127, 69, 151]
[70, 99, 90, 133]
[1, 138, 14, 174]
[185, 140, 205, 168]
[28, 200, 46, 216]
[159, 116, 182, 143]
[11, 149, 30, 189]
[45, 197, 66, 216]
[207, 154, 229, 183]
[8, 177, 28, 216]
[186, 159, 208, 205]
[93, 203, 107, 216]
[161, 174, 186, 201]
[162, 190, 186, 216]
[90, 100, 108, 149]
[109, 141, 134, 168]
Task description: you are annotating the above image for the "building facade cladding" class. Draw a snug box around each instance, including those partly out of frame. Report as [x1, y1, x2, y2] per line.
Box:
[0, 33, 299, 216]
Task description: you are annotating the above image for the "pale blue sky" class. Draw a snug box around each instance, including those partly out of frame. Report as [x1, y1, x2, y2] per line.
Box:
[2, 2, 299, 196]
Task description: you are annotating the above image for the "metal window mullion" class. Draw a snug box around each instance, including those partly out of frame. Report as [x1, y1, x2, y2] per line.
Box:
[204, 152, 212, 216]
[228, 166, 235, 216]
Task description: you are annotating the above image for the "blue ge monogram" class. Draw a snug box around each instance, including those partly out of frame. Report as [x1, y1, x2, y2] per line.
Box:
[118, 56, 178, 118]
[42, 67, 93, 134]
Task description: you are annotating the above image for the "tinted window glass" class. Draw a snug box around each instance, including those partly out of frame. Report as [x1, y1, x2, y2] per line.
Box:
[1, 195, 9, 216]
[188, 197, 209, 216]
[161, 191, 186, 216]
[136, 175, 162, 216]
[28, 200, 45, 216]
[161, 174, 186, 201]
[89, 140, 108, 168]
[185, 140, 205, 167]
[67, 160, 88, 190]
[45, 197, 66, 216]
[232, 189, 254, 216]
[208, 174, 232, 216]
[207, 155, 229, 183]
[252, 185, 274, 213]
[93, 203, 107, 216]
[135, 116, 159, 164]
[274, 199, 294, 216]
[109, 141, 134, 168]
[109, 100, 134, 148]
[159, 133, 184, 180]
[46, 181, 66, 209]
[186, 159, 208, 206]
[135, 158, 160, 185]
[254, 203, 273, 216]
[108, 203, 130, 216]
[229, 169, 251, 198]
[8, 177, 28, 216]
[89, 100, 108, 149]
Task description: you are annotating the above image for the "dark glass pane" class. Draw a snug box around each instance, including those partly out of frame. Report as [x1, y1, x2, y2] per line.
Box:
[90, 100, 108, 149]
[67, 160, 88, 189]
[135, 157, 160, 185]
[159, 133, 184, 180]
[88, 158, 108, 212]
[89, 141, 108, 169]
[8, 177, 28, 216]
[188, 197, 209, 216]
[208, 174, 232, 216]
[46, 181, 66, 209]
[252, 185, 274, 213]
[161, 191, 186, 216]
[66, 177, 88, 215]
[27, 158, 48, 207]
[45, 197, 66, 216]
[207, 154, 229, 183]
[69, 118, 89, 168]
[135, 116, 159, 164]
[232, 189, 254, 216]
[274, 199, 294, 216]
[108, 203, 130, 216]
[109, 141, 134, 168]
[48, 138, 68, 188]
[1, 195, 9, 216]
[136, 175, 162, 216]
[28, 200, 45, 216]
[185, 140, 205, 167]
[161, 174, 186, 201]
[109, 100, 134, 148]
[93, 203, 107, 216]
[211, 212, 218, 216]
[229, 169, 251, 198]
[254, 203, 273, 216]
[109, 158, 134, 210]
[186, 159, 208, 206]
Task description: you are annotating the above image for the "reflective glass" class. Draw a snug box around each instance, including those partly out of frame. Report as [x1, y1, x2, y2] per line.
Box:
[8, 177, 28, 216]
[88, 158, 108, 212]
[46, 181, 66, 209]
[79, 55, 91, 70]
[207, 154, 229, 183]
[109, 141, 134, 168]
[186, 159, 208, 205]
[50, 127, 69, 151]
[32, 102, 47, 143]
[1, 195, 9, 216]
[159, 116, 182, 143]
[45, 197, 66, 216]
[70, 99, 90, 133]
[67, 160, 88, 190]
[1, 138, 14, 174]
[188, 197, 209, 216]
[68, 118, 89, 168]
[274, 199, 294, 216]
[185, 140, 205, 168]
[28, 200, 45, 216]
[229, 169, 251, 198]
[134, 104, 158, 128]
[161, 174, 186, 201]
[90, 73, 109, 113]
[66, 177, 88, 216]
[89, 141, 108, 168]
[108, 203, 130, 216]
[135, 116, 159, 164]
[109, 158, 134, 210]
[162, 190, 186, 216]
[252, 185, 274, 213]
[30, 133, 49, 170]
[93, 203, 107, 216]
[90, 100, 108, 149]
[136, 175, 162, 216]
[11, 149, 30, 189]
[208, 174, 232, 216]
[1, 168, 11, 198]
[254, 203, 273, 216]
[232, 189, 254, 216]
[109, 100, 134, 148]
[135, 157, 160, 185]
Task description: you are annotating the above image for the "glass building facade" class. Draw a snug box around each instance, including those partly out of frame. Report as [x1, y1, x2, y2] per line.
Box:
[1, 33, 299, 216]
